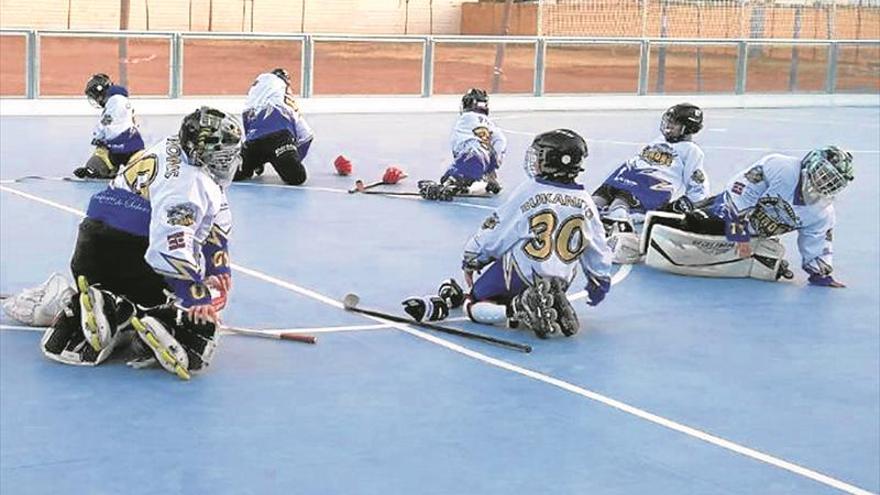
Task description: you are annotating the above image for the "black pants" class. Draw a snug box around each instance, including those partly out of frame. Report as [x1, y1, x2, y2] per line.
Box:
[645, 195, 727, 244]
[237, 131, 308, 185]
[70, 218, 169, 307]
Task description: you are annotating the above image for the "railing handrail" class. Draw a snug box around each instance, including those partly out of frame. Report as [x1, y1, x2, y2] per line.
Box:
[1, 28, 877, 99]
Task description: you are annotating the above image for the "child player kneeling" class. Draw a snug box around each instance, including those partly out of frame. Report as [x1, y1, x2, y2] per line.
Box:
[403, 129, 612, 338]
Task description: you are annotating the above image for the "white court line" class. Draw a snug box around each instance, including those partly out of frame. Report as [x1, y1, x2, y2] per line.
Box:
[500, 128, 880, 154]
[0, 184, 874, 495]
[0, 176, 497, 211]
[0, 323, 393, 335]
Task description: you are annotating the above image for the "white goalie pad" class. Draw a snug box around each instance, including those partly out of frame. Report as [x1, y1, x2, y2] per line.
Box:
[644, 224, 787, 281]
[608, 232, 642, 264]
[2, 272, 74, 326]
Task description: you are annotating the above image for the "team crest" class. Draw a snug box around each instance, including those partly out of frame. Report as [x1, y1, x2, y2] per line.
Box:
[639, 143, 675, 167]
[166, 202, 197, 227]
[691, 169, 705, 184]
[745, 165, 764, 184]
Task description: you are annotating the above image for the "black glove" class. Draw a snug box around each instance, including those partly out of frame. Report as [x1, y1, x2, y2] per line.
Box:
[485, 179, 502, 195]
[73, 166, 98, 179]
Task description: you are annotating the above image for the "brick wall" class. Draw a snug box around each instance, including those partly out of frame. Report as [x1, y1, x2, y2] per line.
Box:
[0, 0, 468, 34]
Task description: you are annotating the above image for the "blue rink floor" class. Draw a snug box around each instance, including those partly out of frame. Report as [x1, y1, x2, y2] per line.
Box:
[1, 106, 878, 495]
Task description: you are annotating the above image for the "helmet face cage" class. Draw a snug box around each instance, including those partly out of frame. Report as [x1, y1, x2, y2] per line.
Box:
[85, 73, 112, 108]
[803, 146, 854, 198]
[183, 108, 243, 187]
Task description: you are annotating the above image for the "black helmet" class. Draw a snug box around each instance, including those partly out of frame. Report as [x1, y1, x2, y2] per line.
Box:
[85, 73, 113, 108]
[461, 88, 489, 115]
[660, 103, 703, 143]
[271, 68, 291, 87]
[525, 129, 588, 183]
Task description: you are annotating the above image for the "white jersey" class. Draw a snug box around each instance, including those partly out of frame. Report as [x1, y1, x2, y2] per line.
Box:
[464, 178, 612, 288]
[723, 153, 835, 276]
[87, 136, 232, 305]
[91, 89, 144, 154]
[450, 111, 507, 162]
[243, 73, 313, 144]
[630, 136, 708, 203]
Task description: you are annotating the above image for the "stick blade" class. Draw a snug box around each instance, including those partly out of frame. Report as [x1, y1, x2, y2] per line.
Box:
[342, 293, 360, 310]
[280, 333, 318, 344]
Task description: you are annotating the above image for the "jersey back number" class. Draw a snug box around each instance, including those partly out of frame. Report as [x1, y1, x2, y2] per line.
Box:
[523, 211, 587, 263]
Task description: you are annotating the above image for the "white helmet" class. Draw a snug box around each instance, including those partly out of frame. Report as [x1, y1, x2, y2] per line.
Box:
[802, 146, 854, 198]
[180, 107, 243, 187]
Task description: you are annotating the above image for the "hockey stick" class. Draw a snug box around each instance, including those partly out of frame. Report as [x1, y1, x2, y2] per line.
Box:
[342, 293, 532, 353]
[0, 175, 107, 184]
[348, 173, 409, 194]
[222, 325, 317, 344]
[356, 190, 495, 199]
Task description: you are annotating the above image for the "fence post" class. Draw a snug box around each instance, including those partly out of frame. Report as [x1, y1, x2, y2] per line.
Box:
[735, 40, 747, 94]
[422, 36, 434, 97]
[170, 33, 183, 98]
[26, 30, 39, 99]
[826, 42, 838, 94]
[533, 38, 545, 96]
[638, 40, 650, 95]
[302, 35, 313, 98]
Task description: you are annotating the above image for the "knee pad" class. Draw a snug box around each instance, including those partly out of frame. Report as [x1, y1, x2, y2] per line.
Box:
[84, 147, 116, 178]
[465, 300, 509, 325]
[273, 138, 307, 185]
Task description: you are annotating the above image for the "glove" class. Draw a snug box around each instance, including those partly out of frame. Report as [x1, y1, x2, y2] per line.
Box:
[90, 138, 106, 147]
[382, 166, 405, 184]
[585, 275, 611, 306]
[808, 273, 846, 288]
[485, 177, 502, 195]
[334, 155, 353, 176]
[73, 166, 98, 179]
[670, 196, 694, 214]
[418, 180, 454, 201]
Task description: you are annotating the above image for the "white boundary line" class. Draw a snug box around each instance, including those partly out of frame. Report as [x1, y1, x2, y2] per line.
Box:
[0, 184, 874, 495]
[0, 323, 393, 335]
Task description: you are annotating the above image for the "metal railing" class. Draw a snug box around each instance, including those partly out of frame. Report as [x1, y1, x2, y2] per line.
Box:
[1, 29, 877, 99]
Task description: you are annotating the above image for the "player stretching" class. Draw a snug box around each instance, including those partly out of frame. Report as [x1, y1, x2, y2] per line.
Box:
[592, 103, 709, 263]
[419, 88, 507, 200]
[641, 146, 853, 287]
[236, 68, 314, 185]
[41, 107, 241, 379]
[404, 129, 612, 338]
[73, 73, 145, 179]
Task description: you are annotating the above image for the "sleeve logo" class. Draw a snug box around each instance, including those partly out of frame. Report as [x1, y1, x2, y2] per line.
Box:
[166, 202, 197, 227]
[744, 165, 764, 184]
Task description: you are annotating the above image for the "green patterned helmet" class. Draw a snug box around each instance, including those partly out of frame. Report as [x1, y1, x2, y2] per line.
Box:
[802, 146, 854, 198]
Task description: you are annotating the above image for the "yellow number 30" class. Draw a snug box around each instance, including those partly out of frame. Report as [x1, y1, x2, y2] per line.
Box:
[523, 211, 587, 263]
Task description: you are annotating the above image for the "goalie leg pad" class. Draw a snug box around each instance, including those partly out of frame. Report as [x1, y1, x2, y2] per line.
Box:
[402, 296, 449, 322]
[84, 147, 116, 178]
[137, 305, 220, 375]
[41, 300, 129, 366]
[77, 275, 135, 352]
[645, 225, 789, 281]
[2, 272, 75, 326]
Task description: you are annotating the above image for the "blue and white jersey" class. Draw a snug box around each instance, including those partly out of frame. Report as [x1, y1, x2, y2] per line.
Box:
[91, 85, 144, 155]
[599, 136, 708, 211]
[85, 136, 232, 306]
[242, 73, 313, 145]
[716, 153, 836, 276]
[450, 111, 507, 164]
[464, 178, 612, 290]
